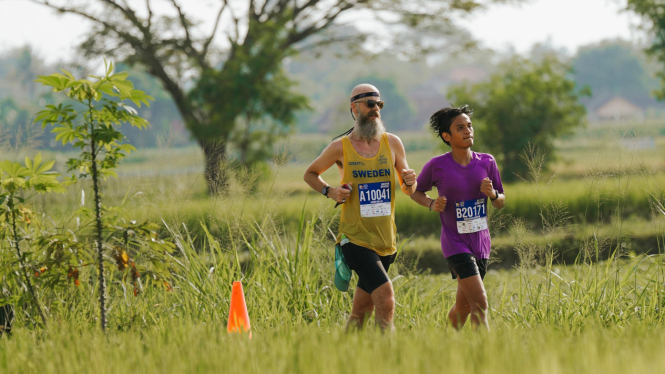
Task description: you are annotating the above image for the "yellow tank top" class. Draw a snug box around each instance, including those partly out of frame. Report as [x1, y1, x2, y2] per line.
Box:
[337, 133, 396, 256]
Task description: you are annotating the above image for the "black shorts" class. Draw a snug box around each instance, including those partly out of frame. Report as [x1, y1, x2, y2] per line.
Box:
[341, 241, 396, 294]
[446, 253, 488, 280]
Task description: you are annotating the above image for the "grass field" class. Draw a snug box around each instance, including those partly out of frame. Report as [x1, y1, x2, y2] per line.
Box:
[2, 219, 665, 373]
[1, 120, 664, 373]
[4, 323, 665, 373]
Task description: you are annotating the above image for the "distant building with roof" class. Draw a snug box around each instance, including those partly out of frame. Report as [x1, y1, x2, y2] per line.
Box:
[594, 96, 644, 121]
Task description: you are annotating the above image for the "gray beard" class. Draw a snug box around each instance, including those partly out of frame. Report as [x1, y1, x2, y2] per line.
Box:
[355, 112, 385, 142]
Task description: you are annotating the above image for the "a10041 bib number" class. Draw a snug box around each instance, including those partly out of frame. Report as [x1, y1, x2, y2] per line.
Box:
[359, 182, 391, 217]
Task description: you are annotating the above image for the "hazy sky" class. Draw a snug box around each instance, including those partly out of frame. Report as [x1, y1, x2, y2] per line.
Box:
[0, 0, 642, 64]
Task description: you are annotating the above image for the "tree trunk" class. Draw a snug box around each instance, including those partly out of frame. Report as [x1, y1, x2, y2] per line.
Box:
[201, 138, 230, 195]
[88, 101, 107, 332]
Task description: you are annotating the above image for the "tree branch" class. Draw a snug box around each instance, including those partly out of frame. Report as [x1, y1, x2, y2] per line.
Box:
[286, 1, 353, 47]
[249, 0, 257, 19]
[146, 0, 153, 29]
[294, 31, 359, 54]
[293, 0, 321, 19]
[202, 2, 227, 58]
[98, 0, 150, 38]
[30, 0, 202, 126]
[168, 0, 208, 69]
[227, 4, 241, 45]
[258, 0, 273, 16]
[31, 0, 145, 47]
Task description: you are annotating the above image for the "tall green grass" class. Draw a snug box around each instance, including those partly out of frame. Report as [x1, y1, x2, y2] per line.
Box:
[7, 204, 664, 331]
[4, 323, 665, 374]
[2, 211, 665, 373]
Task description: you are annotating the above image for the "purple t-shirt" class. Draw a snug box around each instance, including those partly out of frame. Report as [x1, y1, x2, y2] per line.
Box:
[416, 152, 504, 259]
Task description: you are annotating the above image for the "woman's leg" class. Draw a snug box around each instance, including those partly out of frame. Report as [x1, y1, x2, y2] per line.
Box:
[457, 274, 489, 331]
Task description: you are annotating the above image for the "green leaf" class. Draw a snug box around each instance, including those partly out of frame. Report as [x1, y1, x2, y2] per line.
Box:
[100, 169, 118, 179]
[112, 71, 129, 81]
[128, 89, 154, 108]
[97, 81, 115, 96]
[112, 79, 134, 97]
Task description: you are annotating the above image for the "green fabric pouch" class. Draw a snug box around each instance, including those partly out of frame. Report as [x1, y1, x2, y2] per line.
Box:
[334, 235, 351, 292]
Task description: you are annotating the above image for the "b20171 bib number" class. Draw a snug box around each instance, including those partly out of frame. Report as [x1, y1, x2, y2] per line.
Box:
[455, 199, 488, 234]
[359, 182, 391, 217]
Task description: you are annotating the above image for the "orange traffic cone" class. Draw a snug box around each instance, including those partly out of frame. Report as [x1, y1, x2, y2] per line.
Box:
[227, 281, 251, 338]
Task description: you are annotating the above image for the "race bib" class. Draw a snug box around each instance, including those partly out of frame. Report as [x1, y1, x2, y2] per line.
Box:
[358, 182, 391, 217]
[455, 199, 488, 234]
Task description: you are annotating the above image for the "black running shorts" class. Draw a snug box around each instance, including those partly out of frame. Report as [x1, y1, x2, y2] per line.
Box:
[340, 241, 396, 294]
[446, 253, 488, 280]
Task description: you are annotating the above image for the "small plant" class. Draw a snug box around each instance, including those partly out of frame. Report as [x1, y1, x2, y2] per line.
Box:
[0, 153, 64, 327]
[35, 62, 153, 331]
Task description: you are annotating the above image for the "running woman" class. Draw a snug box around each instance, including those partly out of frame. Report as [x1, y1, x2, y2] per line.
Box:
[410, 105, 505, 331]
[303, 84, 417, 331]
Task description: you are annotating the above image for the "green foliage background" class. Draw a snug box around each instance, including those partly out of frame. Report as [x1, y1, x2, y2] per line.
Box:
[449, 55, 589, 181]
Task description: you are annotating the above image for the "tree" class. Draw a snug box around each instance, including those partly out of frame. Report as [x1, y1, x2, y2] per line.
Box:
[626, 1, 665, 101]
[449, 55, 589, 181]
[32, 0, 523, 194]
[573, 41, 654, 107]
[36, 63, 153, 332]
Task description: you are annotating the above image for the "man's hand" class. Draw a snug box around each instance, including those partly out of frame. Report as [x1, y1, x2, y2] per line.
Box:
[432, 196, 447, 212]
[401, 169, 416, 186]
[480, 177, 497, 199]
[328, 182, 353, 204]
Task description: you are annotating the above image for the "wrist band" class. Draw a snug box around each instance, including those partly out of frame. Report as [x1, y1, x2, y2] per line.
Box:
[428, 199, 435, 211]
[490, 189, 499, 201]
[403, 182, 413, 188]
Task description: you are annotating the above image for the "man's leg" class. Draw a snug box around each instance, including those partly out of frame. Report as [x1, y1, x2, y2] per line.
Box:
[371, 280, 395, 332]
[457, 274, 489, 331]
[448, 279, 471, 330]
[346, 287, 374, 330]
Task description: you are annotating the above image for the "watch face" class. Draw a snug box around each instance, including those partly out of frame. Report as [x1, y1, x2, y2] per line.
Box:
[322, 186, 329, 195]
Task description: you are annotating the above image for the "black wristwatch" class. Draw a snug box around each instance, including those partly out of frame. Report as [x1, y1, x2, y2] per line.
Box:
[321, 185, 331, 198]
[490, 189, 499, 201]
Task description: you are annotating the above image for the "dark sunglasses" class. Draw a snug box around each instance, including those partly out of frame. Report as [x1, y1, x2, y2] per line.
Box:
[356, 99, 384, 109]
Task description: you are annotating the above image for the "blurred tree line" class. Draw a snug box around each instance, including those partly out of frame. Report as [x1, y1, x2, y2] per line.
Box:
[28, 0, 513, 194]
[0, 48, 187, 151]
[626, 1, 665, 103]
[2, 37, 660, 183]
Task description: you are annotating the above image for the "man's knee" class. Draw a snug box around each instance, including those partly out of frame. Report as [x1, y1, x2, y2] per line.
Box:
[453, 302, 471, 316]
[470, 295, 488, 313]
[371, 281, 394, 310]
[358, 300, 375, 314]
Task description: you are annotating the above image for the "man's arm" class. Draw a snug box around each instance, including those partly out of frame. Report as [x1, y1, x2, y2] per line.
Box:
[410, 190, 447, 212]
[303, 141, 351, 204]
[480, 177, 505, 210]
[388, 134, 416, 196]
[491, 193, 506, 210]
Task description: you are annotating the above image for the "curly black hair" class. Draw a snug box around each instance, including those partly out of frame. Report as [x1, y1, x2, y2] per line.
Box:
[429, 105, 473, 147]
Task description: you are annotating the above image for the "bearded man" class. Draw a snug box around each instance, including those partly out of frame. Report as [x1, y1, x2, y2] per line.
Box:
[303, 84, 417, 331]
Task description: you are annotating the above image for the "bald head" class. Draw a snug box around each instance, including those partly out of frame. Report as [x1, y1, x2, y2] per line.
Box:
[350, 84, 380, 102]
